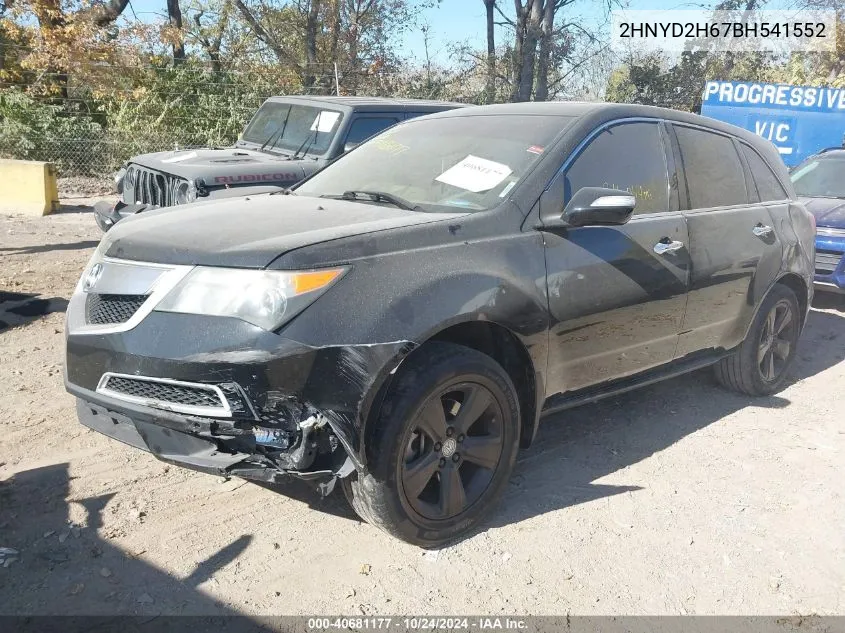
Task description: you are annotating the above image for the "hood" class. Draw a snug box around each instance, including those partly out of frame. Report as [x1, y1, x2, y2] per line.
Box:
[105, 194, 469, 268]
[130, 148, 318, 187]
[799, 196, 845, 229]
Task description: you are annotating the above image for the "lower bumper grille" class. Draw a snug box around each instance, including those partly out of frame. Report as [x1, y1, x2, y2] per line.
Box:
[815, 250, 843, 275]
[86, 294, 148, 325]
[96, 373, 231, 417]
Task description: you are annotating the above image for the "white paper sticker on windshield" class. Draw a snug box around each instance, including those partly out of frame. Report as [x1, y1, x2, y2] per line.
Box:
[310, 111, 341, 133]
[435, 155, 513, 193]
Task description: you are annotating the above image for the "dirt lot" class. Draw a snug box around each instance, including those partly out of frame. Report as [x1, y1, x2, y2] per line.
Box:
[1, 203, 844, 617]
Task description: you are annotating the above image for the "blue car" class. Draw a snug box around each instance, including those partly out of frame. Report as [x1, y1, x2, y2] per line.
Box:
[791, 148, 845, 294]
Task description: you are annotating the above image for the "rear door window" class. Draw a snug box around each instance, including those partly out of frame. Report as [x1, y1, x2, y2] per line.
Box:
[674, 125, 748, 209]
[740, 144, 788, 201]
[565, 122, 669, 214]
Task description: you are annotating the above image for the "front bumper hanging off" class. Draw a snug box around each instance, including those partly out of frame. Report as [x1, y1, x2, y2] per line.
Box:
[93, 200, 150, 232]
[70, 381, 356, 493]
[66, 329, 414, 493]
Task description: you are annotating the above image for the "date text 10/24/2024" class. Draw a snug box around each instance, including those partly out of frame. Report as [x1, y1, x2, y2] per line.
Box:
[307, 617, 528, 630]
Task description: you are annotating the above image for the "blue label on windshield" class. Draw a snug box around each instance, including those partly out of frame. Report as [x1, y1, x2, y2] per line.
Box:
[443, 199, 477, 208]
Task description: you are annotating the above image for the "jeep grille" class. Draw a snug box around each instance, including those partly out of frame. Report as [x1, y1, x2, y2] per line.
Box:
[124, 164, 187, 207]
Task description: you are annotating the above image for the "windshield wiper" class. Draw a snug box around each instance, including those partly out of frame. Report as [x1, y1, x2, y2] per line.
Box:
[291, 125, 318, 161]
[320, 190, 419, 211]
[259, 105, 293, 154]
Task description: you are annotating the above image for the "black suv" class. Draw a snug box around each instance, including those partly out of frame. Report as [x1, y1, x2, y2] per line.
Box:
[65, 103, 815, 546]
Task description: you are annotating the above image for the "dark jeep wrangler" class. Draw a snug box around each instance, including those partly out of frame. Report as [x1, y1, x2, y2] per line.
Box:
[94, 95, 464, 231]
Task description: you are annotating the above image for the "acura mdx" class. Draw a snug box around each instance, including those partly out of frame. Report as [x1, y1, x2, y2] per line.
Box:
[65, 103, 815, 546]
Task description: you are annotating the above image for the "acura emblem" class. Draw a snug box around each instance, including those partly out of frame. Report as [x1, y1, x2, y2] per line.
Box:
[83, 263, 103, 292]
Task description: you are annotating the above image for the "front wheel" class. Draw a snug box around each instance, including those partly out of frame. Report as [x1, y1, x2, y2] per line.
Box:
[714, 283, 801, 396]
[342, 342, 520, 547]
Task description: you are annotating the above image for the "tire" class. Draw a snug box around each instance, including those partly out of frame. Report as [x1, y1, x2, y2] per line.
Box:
[342, 342, 521, 547]
[714, 283, 801, 396]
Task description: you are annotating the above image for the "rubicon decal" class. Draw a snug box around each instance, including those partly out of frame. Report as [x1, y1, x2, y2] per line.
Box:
[215, 173, 300, 184]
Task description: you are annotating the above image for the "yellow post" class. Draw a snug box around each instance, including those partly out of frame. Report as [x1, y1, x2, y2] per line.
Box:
[0, 159, 60, 216]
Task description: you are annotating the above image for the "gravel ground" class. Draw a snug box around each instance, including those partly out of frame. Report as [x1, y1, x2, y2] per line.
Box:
[1, 203, 843, 617]
[57, 177, 113, 200]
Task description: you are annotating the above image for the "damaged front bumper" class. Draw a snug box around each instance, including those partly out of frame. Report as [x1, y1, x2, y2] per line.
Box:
[94, 200, 150, 232]
[70, 390, 353, 494]
[65, 309, 414, 494]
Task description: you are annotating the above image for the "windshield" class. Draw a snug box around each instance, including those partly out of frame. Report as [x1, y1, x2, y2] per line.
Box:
[295, 114, 573, 212]
[241, 102, 343, 157]
[791, 158, 845, 198]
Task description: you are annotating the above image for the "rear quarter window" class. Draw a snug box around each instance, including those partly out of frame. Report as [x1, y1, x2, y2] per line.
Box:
[674, 125, 748, 209]
[345, 117, 399, 146]
[740, 144, 788, 201]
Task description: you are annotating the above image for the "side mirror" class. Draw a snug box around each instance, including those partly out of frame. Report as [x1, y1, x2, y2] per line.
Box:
[561, 187, 636, 227]
[343, 141, 359, 154]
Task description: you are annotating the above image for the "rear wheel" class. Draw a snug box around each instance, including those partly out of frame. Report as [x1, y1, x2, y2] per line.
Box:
[714, 284, 801, 396]
[342, 342, 520, 547]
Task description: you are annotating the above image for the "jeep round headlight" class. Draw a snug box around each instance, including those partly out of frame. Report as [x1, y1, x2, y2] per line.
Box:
[174, 180, 197, 205]
[120, 166, 137, 203]
[114, 167, 126, 196]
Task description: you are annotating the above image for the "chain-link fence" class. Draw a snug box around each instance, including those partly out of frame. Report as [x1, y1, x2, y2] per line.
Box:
[0, 130, 240, 197]
[0, 132, 222, 176]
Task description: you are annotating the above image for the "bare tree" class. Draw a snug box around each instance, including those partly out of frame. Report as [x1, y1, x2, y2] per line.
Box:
[230, 0, 301, 72]
[493, 0, 611, 102]
[533, 0, 556, 100]
[190, 3, 230, 72]
[167, 0, 187, 64]
[89, 0, 132, 27]
[482, 0, 496, 103]
[303, 0, 321, 89]
[227, 0, 423, 93]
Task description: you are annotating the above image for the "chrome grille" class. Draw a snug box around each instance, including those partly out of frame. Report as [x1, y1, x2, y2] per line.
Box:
[97, 373, 231, 417]
[815, 251, 843, 275]
[124, 165, 186, 207]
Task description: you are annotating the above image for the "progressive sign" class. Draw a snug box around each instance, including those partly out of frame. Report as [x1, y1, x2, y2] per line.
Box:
[700, 80, 845, 166]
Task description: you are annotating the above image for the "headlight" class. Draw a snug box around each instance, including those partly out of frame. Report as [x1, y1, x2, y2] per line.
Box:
[174, 180, 197, 205]
[122, 166, 137, 203]
[154, 266, 348, 330]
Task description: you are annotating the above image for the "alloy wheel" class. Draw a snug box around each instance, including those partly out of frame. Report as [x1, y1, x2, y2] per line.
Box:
[400, 382, 504, 521]
[757, 298, 796, 382]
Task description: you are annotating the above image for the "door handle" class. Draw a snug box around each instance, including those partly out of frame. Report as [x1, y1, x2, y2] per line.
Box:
[752, 223, 774, 238]
[653, 239, 684, 255]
